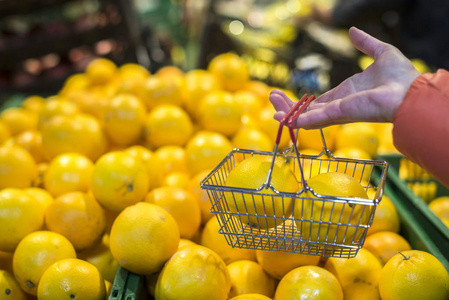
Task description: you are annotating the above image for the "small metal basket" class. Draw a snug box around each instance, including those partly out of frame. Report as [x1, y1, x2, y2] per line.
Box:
[201, 94, 389, 258]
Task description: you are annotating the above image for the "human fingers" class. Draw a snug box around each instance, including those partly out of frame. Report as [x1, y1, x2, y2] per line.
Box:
[269, 89, 295, 113]
[348, 27, 392, 60]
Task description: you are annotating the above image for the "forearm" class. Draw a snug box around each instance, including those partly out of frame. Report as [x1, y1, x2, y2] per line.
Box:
[392, 69, 449, 188]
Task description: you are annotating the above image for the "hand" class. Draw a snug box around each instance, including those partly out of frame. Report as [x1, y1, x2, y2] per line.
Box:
[270, 27, 421, 129]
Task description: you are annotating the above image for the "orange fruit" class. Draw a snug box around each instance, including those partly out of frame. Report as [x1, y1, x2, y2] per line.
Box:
[139, 74, 183, 110]
[23, 187, 54, 212]
[230, 294, 272, 300]
[232, 128, 273, 152]
[181, 69, 221, 118]
[295, 172, 370, 245]
[227, 260, 276, 298]
[161, 171, 191, 189]
[0, 144, 37, 189]
[208, 52, 250, 92]
[85, 58, 118, 85]
[37, 258, 106, 300]
[77, 234, 119, 283]
[367, 195, 400, 235]
[225, 155, 299, 229]
[324, 248, 382, 297]
[335, 123, 379, 158]
[44, 153, 94, 197]
[0, 107, 37, 136]
[12, 231, 76, 295]
[41, 113, 108, 161]
[59, 73, 90, 96]
[45, 192, 106, 251]
[90, 151, 150, 212]
[233, 90, 264, 116]
[13, 130, 47, 163]
[244, 80, 270, 103]
[153, 145, 188, 184]
[21, 95, 46, 113]
[258, 104, 290, 150]
[379, 250, 449, 300]
[38, 97, 78, 128]
[156, 65, 184, 78]
[330, 147, 373, 182]
[0, 188, 44, 252]
[256, 249, 320, 280]
[102, 94, 146, 146]
[363, 231, 412, 265]
[197, 90, 243, 137]
[144, 104, 193, 148]
[123, 145, 159, 190]
[145, 186, 201, 239]
[274, 266, 343, 300]
[187, 169, 214, 225]
[117, 63, 150, 95]
[185, 131, 233, 176]
[297, 126, 339, 152]
[109, 202, 180, 274]
[155, 245, 231, 300]
[0, 270, 27, 300]
[0, 120, 11, 145]
[429, 196, 449, 226]
[178, 238, 197, 249]
[343, 282, 381, 300]
[200, 216, 256, 264]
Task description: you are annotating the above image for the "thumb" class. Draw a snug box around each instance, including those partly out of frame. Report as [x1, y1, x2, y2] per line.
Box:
[349, 26, 390, 60]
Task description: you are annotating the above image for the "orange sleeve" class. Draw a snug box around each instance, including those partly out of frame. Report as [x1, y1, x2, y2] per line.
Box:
[392, 69, 449, 188]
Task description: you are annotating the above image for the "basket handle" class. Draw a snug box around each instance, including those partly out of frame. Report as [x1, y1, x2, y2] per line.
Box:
[264, 94, 315, 190]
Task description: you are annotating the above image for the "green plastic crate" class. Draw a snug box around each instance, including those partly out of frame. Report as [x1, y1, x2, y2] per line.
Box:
[372, 162, 449, 273]
[109, 266, 146, 300]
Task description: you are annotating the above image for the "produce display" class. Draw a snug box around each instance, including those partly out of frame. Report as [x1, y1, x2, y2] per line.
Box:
[0, 52, 449, 300]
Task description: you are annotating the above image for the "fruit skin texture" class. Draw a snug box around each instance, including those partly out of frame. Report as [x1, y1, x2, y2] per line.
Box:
[255, 249, 320, 280]
[12, 231, 76, 296]
[363, 231, 411, 265]
[109, 202, 180, 275]
[379, 250, 449, 300]
[207, 52, 250, 92]
[367, 195, 400, 235]
[44, 192, 106, 251]
[0, 188, 44, 252]
[37, 258, 106, 300]
[230, 294, 272, 300]
[224, 155, 299, 229]
[0, 145, 37, 189]
[90, 151, 150, 212]
[200, 216, 256, 265]
[155, 245, 231, 300]
[0, 270, 27, 300]
[295, 172, 370, 245]
[324, 248, 382, 298]
[145, 186, 201, 239]
[43, 153, 94, 197]
[274, 265, 343, 300]
[227, 260, 276, 298]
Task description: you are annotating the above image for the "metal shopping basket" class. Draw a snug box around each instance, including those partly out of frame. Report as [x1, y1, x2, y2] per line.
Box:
[201, 94, 389, 258]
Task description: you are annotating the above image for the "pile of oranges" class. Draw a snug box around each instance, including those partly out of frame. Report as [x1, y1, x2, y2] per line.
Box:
[0, 53, 448, 300]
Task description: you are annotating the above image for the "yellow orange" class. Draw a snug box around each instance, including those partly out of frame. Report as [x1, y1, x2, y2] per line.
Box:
[187, 169, 214, 225]
[38, 97, 78, 128]
[200, 216, 256, 264]
[123, 145, 159, 190]
[44, 153, 94, 197]
[153, 145, 189, 184]
[207, 52, 249, 92]
[379, 250, 449, 300]
[230, 294, 272, 300]
[144, 104, 193, 148]
[37, 258, 106, 300]
[155, 245, 231, 300]
[367, 195, 400, 235]
[0, 144, 37, 189]
[109, 202, 180, 275]
[232, 128, 273, 152]
[0, 270, 27, 300]
[117, 63, 150, 95]
[145, 187, 201, 239]
[330, 147, 373, 182]
[363, 231, 412, 265]
[0, 107, 37, 136]
[335, 123, 379, 158]
[161, 171, 190, 189]
[85, 58, 118, 85]
[429, 196, 449, 226]
[102, 94, 146, 146]
[13, 130, 47, 163]
[256, 249, 320, 280]
[90, 151, 149, 212]
[139, 74, 183, 110]
[22, 95, 45, 113]
[0, 120, 11, 145]
[274, 266, 343, 300]
[185, 131, 233, 176]
[12, 231, 76, 295]
[258, 104, 290, 150]
[45, 192, 106, 251]
[297, 126, 339, 152]
[0, 188, 44, 252]
[24, 187, 54, 212]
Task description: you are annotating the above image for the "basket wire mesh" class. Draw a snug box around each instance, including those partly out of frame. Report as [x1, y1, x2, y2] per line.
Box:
[201, 94, 389, 258]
